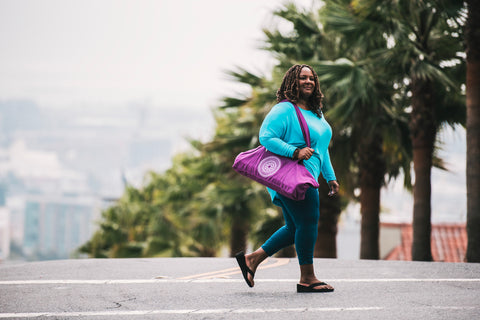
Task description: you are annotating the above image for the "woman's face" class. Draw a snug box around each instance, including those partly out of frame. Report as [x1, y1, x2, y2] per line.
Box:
[298, 67, 315, 98]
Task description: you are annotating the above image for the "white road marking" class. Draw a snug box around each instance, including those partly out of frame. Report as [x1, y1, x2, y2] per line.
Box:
[1, 306, 479, 318]
[0, 278, 479, 285]
[0, 307, 384, 318]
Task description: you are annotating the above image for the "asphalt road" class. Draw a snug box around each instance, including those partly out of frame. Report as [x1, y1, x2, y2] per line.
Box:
[0, 257, 479, 319]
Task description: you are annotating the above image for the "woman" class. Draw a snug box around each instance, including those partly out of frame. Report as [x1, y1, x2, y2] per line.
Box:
[235, 64, 339, 293]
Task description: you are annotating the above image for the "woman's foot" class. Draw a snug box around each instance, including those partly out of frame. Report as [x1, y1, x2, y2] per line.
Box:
[297, 281, 334, 292]
[298, 277, 334, 291]
[299, 264, 334, 292]
[244, 253, 259, 286]
[299, 279, 334, 291]
[236, 249, 268, 287]
[235, 252, 255, 287]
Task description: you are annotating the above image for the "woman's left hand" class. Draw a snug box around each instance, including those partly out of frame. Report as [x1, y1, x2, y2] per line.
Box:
[328, 180, 339, 196]
[298, 147, 314, 160]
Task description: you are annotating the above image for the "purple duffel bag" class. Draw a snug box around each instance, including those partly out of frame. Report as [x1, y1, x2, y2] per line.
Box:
[232, 101, 318, 201]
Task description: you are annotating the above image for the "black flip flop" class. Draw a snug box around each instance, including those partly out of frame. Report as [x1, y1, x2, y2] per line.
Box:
[235, 251, 254, 288]
[297, 282, 334, 293]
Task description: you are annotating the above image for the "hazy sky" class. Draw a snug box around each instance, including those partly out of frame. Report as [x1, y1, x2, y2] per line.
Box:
[0, 0, 314, 110]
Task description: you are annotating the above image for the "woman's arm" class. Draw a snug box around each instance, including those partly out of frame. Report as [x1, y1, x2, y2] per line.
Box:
[321, 148, 336, 182]
[322, 149, 339, 195]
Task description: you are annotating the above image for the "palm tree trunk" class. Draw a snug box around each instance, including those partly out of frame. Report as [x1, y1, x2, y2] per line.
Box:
[230, 215, 249, 257]
[359, 181, 380, 259]
[410, 76, 435, 261]
[412, 147, 433, 261]
[315, 178, 341, 258]
[359, 133, 385, 260]
[466, 0, 480, 263]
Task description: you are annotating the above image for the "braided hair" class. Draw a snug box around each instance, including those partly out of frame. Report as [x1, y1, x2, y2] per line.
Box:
[276, 64, 324, 118]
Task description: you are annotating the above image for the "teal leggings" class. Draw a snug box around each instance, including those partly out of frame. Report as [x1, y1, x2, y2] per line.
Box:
[261, 187, 319, 265]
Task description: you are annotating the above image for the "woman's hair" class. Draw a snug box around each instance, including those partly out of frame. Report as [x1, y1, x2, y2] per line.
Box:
[276, 64, 324, 118]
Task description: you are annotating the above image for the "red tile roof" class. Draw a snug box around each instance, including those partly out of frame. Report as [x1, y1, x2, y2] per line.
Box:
[383, 223, 467, 262]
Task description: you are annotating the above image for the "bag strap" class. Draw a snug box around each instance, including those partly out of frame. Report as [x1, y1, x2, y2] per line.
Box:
[293, 104, 311, 147]
[281, 100, 311, 147]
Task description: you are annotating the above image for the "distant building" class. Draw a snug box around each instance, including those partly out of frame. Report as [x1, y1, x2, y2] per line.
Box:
[0, 207, 10, 260]
[0, 183, 10, 260]
[381, 223, 467, 262]
[23, 194, 98, 260]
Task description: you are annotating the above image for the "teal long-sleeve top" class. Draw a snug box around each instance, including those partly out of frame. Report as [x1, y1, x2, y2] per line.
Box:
[259, 101, 336, 201]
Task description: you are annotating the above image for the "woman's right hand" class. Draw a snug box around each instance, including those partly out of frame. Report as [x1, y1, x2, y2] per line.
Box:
[298, 147, 314, 160]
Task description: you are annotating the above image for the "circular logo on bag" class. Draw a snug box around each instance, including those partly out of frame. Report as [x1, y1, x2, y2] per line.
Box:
[258, 156, 282, 177]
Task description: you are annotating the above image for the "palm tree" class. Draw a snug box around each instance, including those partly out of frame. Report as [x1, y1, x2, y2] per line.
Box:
[313, 1, 412, 259]
[144, 153, 226, 257]
[79, 185, 155, 258]
[80, 150, 229, 258]
[320, 0, 465, 261]
[466, 0, 480, 263]
[313, 59, 408, 259]
[385, 0, 466, 261]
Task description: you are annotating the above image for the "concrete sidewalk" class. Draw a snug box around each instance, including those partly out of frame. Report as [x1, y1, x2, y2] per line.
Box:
[0, 258, 479, 319]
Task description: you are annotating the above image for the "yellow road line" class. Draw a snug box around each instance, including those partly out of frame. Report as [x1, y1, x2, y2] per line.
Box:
[178, 258, 290, 280]
[178, 267, 239, 280]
